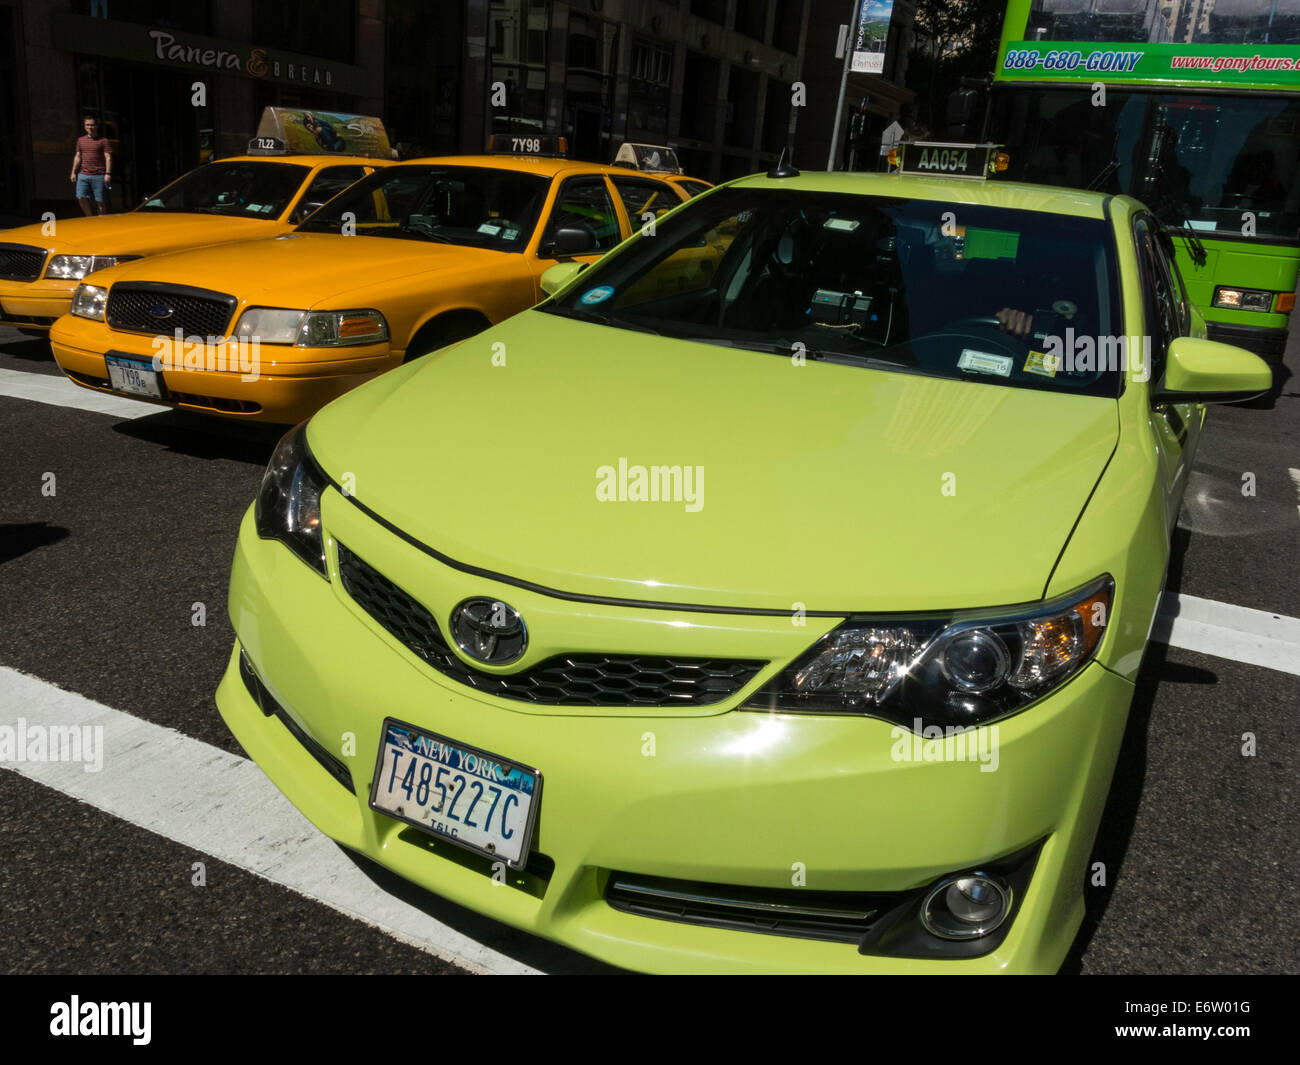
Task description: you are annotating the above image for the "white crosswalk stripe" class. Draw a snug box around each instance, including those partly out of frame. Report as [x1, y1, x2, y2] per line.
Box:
[0, 667, 540, 975]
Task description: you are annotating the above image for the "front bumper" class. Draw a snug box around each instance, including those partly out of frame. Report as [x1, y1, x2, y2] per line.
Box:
[217, 497, 1136, 974]
[0, 277, 76, 330]
[48, 312, 396, 423]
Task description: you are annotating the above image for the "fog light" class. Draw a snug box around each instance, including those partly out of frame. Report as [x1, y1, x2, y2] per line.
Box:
[921, 873, 1010, 939]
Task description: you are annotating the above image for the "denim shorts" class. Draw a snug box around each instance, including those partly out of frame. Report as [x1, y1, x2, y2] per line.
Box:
[76, 173, 106, 202]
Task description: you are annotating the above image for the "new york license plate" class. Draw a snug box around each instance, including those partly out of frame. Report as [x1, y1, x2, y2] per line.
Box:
[369, 720, 541, 869]
[105, 354, 162, 398]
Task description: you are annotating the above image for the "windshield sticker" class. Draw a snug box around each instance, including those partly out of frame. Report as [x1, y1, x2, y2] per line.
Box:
[477, 222, 502, 236]
[823, 217, 860, 232]
[580, 286, 615, 305]
[958, 349, 1013, 377]
[1024, 350, 1061, 378]
[501, 227, 520, 241]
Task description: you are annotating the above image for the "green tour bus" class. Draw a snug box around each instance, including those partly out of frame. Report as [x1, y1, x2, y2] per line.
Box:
[988, 0, 1300, 363]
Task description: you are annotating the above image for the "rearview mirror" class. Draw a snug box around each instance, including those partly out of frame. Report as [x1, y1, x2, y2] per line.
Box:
[540, 261, 587, 297]
[1151, 337, 1271, 403]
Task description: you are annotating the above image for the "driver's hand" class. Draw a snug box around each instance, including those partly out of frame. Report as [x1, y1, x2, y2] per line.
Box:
[996, 307, 1033, 337]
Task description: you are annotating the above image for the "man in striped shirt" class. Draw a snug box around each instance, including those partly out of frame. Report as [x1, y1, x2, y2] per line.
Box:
[71, 115, 113, 216]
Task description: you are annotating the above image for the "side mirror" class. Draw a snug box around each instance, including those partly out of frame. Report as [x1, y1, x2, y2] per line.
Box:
[540, 261, 587, 297]
[1151, 337, 1271, 403]
[542, 225, 598, 257]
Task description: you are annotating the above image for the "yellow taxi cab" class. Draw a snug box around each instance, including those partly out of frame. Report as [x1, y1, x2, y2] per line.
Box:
[48, 135, 700, 423]
[611, 141, 712, 199]
[0, 108, 390, 335]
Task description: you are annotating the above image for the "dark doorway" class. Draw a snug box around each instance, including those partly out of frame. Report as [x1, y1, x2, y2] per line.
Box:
[77, 59, 203, 211]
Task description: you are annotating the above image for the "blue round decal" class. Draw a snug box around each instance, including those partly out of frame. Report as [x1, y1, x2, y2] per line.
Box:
[579, 285, 615, 305]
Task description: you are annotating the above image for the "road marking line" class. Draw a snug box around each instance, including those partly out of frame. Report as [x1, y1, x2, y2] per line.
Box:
[1289, 468, 1300, 522]
[0, 667, 540, 975]
[0, 367, 158, 419]
[1155, 593, 1300, 676]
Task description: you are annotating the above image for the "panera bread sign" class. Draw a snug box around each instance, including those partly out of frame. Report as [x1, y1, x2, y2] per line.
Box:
[53, 11, 365, 95]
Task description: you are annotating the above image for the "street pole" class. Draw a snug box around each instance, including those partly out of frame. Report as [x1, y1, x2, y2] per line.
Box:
[827, 0, 862, 170]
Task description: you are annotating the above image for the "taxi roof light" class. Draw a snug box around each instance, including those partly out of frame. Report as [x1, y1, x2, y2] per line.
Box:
[246, 106, 392, 158]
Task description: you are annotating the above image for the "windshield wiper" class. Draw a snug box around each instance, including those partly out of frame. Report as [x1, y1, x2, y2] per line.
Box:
[398, 222, 453, 243]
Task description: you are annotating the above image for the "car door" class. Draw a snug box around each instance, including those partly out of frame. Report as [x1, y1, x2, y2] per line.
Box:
[530, 174, 624, 297]
[1136, 215, 1199, 534]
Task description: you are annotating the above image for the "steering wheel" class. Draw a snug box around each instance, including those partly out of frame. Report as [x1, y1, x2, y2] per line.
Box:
[924, 316, 1032, 356]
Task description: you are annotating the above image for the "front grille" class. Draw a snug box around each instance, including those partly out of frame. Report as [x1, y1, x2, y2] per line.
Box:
[106, 282, 236, 338]
[336, 542, 764, 707]
[606, 872, 903, 945]
[0, 243, 47, 281]
[239, 650, 355, 794]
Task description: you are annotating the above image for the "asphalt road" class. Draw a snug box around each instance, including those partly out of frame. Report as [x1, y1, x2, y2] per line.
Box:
[0, 324, 1296, 975]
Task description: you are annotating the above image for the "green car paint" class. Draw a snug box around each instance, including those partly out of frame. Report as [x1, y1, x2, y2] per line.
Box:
[217, 170, 1271, 973]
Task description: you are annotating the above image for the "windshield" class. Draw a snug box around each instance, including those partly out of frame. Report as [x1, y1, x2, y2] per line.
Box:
[543, 188, 1122, 398]
[297, 165, 549, 251]
[137, 161, 309, 218]
[989, 87, 1300, 241]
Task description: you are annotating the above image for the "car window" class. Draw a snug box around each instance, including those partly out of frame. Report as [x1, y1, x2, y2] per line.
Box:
[544, 177, 622, 253]
[138, 161, 309, 218]
[612, 177, 683, 229]
[677, 180, 712, 198]
[544, 187, 1124, 399]
[299, 165, 368, 211]
[1135, 217, 1181, 383]
[297, 165, 548, 251]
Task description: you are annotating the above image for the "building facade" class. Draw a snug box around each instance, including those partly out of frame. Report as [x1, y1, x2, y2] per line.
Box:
[0, 1, 844, 220]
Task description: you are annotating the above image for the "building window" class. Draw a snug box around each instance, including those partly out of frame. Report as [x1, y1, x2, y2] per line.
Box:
[490, 0, 550, 137]
[252, 0, 356, 64]
[629, 39, 672, 136]
[74, 0, 214, 34]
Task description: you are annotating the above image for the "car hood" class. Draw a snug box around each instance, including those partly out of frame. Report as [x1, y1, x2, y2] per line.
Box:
[0, 213, 281, 257]
[98, 233, 507, 307]
[309, 312, 1120, 613]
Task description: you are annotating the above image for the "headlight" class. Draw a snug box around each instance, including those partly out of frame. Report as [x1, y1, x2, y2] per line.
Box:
[45, 254, 141, 279]
[233, 308, 388, 346]
[744, 576, 1113, 729]
[1212, 286, 1274, 312]
[234, 308, 306, 344]
[254, 422, 329, 577]
[298, 309, 389, 346]
[70, 284, 109, 321]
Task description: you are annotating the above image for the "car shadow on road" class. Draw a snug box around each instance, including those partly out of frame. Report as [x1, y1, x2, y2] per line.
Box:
[0, 522, 70, 565]
[111, 410, 284, 466]
[334, 844, 629, 974]
[1058, 526, 1217, 973]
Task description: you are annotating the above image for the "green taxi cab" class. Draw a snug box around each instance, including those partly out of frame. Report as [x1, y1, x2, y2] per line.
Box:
[216, 145, 1270, 973]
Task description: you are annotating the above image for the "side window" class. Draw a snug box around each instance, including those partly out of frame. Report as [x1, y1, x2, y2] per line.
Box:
[677, 180, 712, 198]
[612, 177, 682, 230]
[544, 177, 621, 253]
[296, 165, 367, 219]
[1135, 218, 1180, 384]
[1155, 227, 1191, 333]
